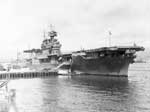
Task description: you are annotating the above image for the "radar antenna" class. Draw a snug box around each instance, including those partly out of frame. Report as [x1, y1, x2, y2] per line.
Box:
[49, 24, 54, 31]
[48, 24, 57, 38]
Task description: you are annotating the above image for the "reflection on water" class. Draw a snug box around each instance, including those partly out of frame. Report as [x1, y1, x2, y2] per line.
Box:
[0, 85, 18, 112]
[57, 76, 130, 112]
[0, 63, 150, 112]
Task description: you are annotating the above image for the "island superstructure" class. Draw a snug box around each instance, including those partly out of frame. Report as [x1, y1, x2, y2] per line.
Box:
[24, 28, 61, 66]
[24, 27, 144, 76]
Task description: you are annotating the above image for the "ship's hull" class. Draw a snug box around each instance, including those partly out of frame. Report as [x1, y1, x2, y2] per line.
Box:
[27, 62, 58, 71]
[71, 55, 134, 77]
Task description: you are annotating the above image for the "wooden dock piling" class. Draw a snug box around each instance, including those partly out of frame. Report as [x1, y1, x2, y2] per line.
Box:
[0, 71, 58, 80]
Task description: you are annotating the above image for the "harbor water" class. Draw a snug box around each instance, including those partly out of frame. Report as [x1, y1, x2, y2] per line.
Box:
[0, 63, 150, 112]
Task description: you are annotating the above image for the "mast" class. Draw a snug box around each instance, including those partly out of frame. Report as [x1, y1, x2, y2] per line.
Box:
[108, 31, 112, 47]
[43, 30, 46, 40]
[16, 49, 20, 64]
[48, 24, 57, 39]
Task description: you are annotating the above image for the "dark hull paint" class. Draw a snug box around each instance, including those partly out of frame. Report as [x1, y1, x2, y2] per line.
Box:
[71, 55, 134, 77]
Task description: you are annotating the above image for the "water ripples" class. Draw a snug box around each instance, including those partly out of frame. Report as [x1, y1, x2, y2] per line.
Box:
[0, 63, 150, 112]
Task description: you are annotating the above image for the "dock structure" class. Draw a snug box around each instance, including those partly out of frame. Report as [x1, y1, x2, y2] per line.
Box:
[0, 71, 58, 79]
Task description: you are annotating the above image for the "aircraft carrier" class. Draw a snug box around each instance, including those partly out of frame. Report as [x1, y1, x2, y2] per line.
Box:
[24, 27, 144, 76]
[70, 46, 144, 77]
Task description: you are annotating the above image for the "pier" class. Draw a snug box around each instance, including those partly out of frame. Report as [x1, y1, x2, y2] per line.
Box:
[0, 71, 58, 79]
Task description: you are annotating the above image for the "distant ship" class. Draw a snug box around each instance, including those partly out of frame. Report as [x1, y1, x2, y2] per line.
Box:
[24, 27, 144, 76]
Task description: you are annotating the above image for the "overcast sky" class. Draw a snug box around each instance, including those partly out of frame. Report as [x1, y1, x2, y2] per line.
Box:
[0, 0, 149, 60]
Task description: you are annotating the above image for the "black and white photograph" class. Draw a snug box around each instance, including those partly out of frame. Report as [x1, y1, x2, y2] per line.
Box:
[0, 0, 149, 111]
